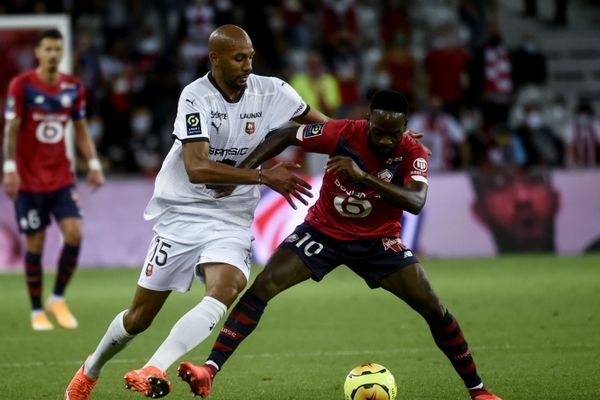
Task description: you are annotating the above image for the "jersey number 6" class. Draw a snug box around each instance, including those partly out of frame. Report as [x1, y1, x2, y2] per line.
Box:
[333, 195, 373, 218]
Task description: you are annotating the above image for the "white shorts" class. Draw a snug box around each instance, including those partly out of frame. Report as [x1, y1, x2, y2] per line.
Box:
[137, 226, 253, 293]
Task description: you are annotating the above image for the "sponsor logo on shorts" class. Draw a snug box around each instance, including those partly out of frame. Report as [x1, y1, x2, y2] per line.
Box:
[145, 263, 154, 277]
[284, 233, 300, 243]
[186, 113, 202, 135]
[303, 124, 324, 139]
[382, 237, 406, 253]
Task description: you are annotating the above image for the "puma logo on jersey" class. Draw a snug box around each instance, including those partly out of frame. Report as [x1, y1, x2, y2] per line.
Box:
[185, 98, 195, 106]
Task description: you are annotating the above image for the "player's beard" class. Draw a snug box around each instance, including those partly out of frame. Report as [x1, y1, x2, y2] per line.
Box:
[46, 59, 59, 73]
[232, 74, 249, 90]
[367, 136, 397, 159]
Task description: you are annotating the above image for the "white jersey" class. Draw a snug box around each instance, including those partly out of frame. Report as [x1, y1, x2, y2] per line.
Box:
[144, 73, 309, 244]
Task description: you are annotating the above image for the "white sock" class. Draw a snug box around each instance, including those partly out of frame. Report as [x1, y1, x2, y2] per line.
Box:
[84, 310, 135, 379]
[48, 294, 64, 303]
[145, 296, 227, 371]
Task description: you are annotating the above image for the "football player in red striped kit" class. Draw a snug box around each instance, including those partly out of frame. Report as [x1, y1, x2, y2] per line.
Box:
[2, 28, 104, 331]
[179, 90, 502, 400]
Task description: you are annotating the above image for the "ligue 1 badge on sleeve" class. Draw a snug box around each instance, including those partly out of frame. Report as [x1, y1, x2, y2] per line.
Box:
[304, 123, 324, 138]
[186, 113, 202, 136]
[245, 121, 255, 134]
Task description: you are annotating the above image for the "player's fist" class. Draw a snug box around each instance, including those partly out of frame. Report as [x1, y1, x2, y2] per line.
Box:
[87, 169, 105, 191]
[326, 156, 367, 182]
[2, 172, 20, 200]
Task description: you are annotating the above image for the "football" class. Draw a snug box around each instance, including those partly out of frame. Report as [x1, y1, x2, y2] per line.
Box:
[344, 362, 397, 400]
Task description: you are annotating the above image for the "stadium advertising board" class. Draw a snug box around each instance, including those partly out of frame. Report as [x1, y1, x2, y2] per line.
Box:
[0, 170, 598, 270]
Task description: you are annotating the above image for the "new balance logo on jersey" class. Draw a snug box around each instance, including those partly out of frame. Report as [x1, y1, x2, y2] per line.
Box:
[186, 113, 202, 135]
[60, 82, 76, 90]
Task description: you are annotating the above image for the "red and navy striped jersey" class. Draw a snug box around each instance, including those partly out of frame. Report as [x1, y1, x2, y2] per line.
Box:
[5, 70, 86, 192]
[297, 119, 429, 240]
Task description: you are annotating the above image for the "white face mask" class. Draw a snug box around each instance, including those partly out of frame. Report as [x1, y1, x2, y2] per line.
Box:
[88, 119, 104, 141]
[132, 114, 152, 135]
[525, 111, 544, 129]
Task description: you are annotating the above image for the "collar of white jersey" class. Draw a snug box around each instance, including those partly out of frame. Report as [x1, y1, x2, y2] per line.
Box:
[207, 72, 248, 104]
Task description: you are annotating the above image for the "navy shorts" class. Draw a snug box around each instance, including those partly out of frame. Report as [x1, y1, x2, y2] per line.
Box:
[278, 222, 419, 289]
[14, 184, 82, 234]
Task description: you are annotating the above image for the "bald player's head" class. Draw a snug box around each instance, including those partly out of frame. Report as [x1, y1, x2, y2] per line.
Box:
[208, 25, 252, 54]
[208, 25, 255, 99]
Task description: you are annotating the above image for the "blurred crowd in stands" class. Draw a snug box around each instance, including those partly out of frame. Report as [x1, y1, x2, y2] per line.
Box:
[1, 0, 599, 176]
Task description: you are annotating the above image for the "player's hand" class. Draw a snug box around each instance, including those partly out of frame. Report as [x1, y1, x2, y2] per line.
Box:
[326, 156, 367, 182]
[2, 172, 20, 200]
[406, 129, 432, 156]
[87, 169, 105, 192]
[261, 161, 313, 209]
[213, 184, 237, 198]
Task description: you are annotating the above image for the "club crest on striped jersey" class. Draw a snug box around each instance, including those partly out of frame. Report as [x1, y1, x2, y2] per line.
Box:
[376, 169, 393, 182]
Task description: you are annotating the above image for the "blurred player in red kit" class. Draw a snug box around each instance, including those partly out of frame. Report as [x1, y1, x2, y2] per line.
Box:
[176, 90, 502, 400]
[2, 28, 104, 331]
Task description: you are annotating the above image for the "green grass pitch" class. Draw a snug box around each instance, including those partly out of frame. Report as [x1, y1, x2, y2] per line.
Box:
[1, 254, 599, 399]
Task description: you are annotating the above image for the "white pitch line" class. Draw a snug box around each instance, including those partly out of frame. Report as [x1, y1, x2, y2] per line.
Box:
[0, 342, 598, 369]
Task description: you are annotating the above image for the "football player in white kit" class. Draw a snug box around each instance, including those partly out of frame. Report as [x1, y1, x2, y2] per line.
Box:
[65, 24, 329, 399]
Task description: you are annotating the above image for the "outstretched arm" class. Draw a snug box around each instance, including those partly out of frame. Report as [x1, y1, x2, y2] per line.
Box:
[183, 140, 311, 209]
[326, 156, 428, 214]
[237, 126, 302, 169]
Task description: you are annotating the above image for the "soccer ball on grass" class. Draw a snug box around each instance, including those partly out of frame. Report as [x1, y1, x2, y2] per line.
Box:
[343, 362, 397, 400]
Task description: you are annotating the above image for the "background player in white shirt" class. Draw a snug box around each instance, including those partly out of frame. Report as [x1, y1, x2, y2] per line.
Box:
[65, 24, 329, 399]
